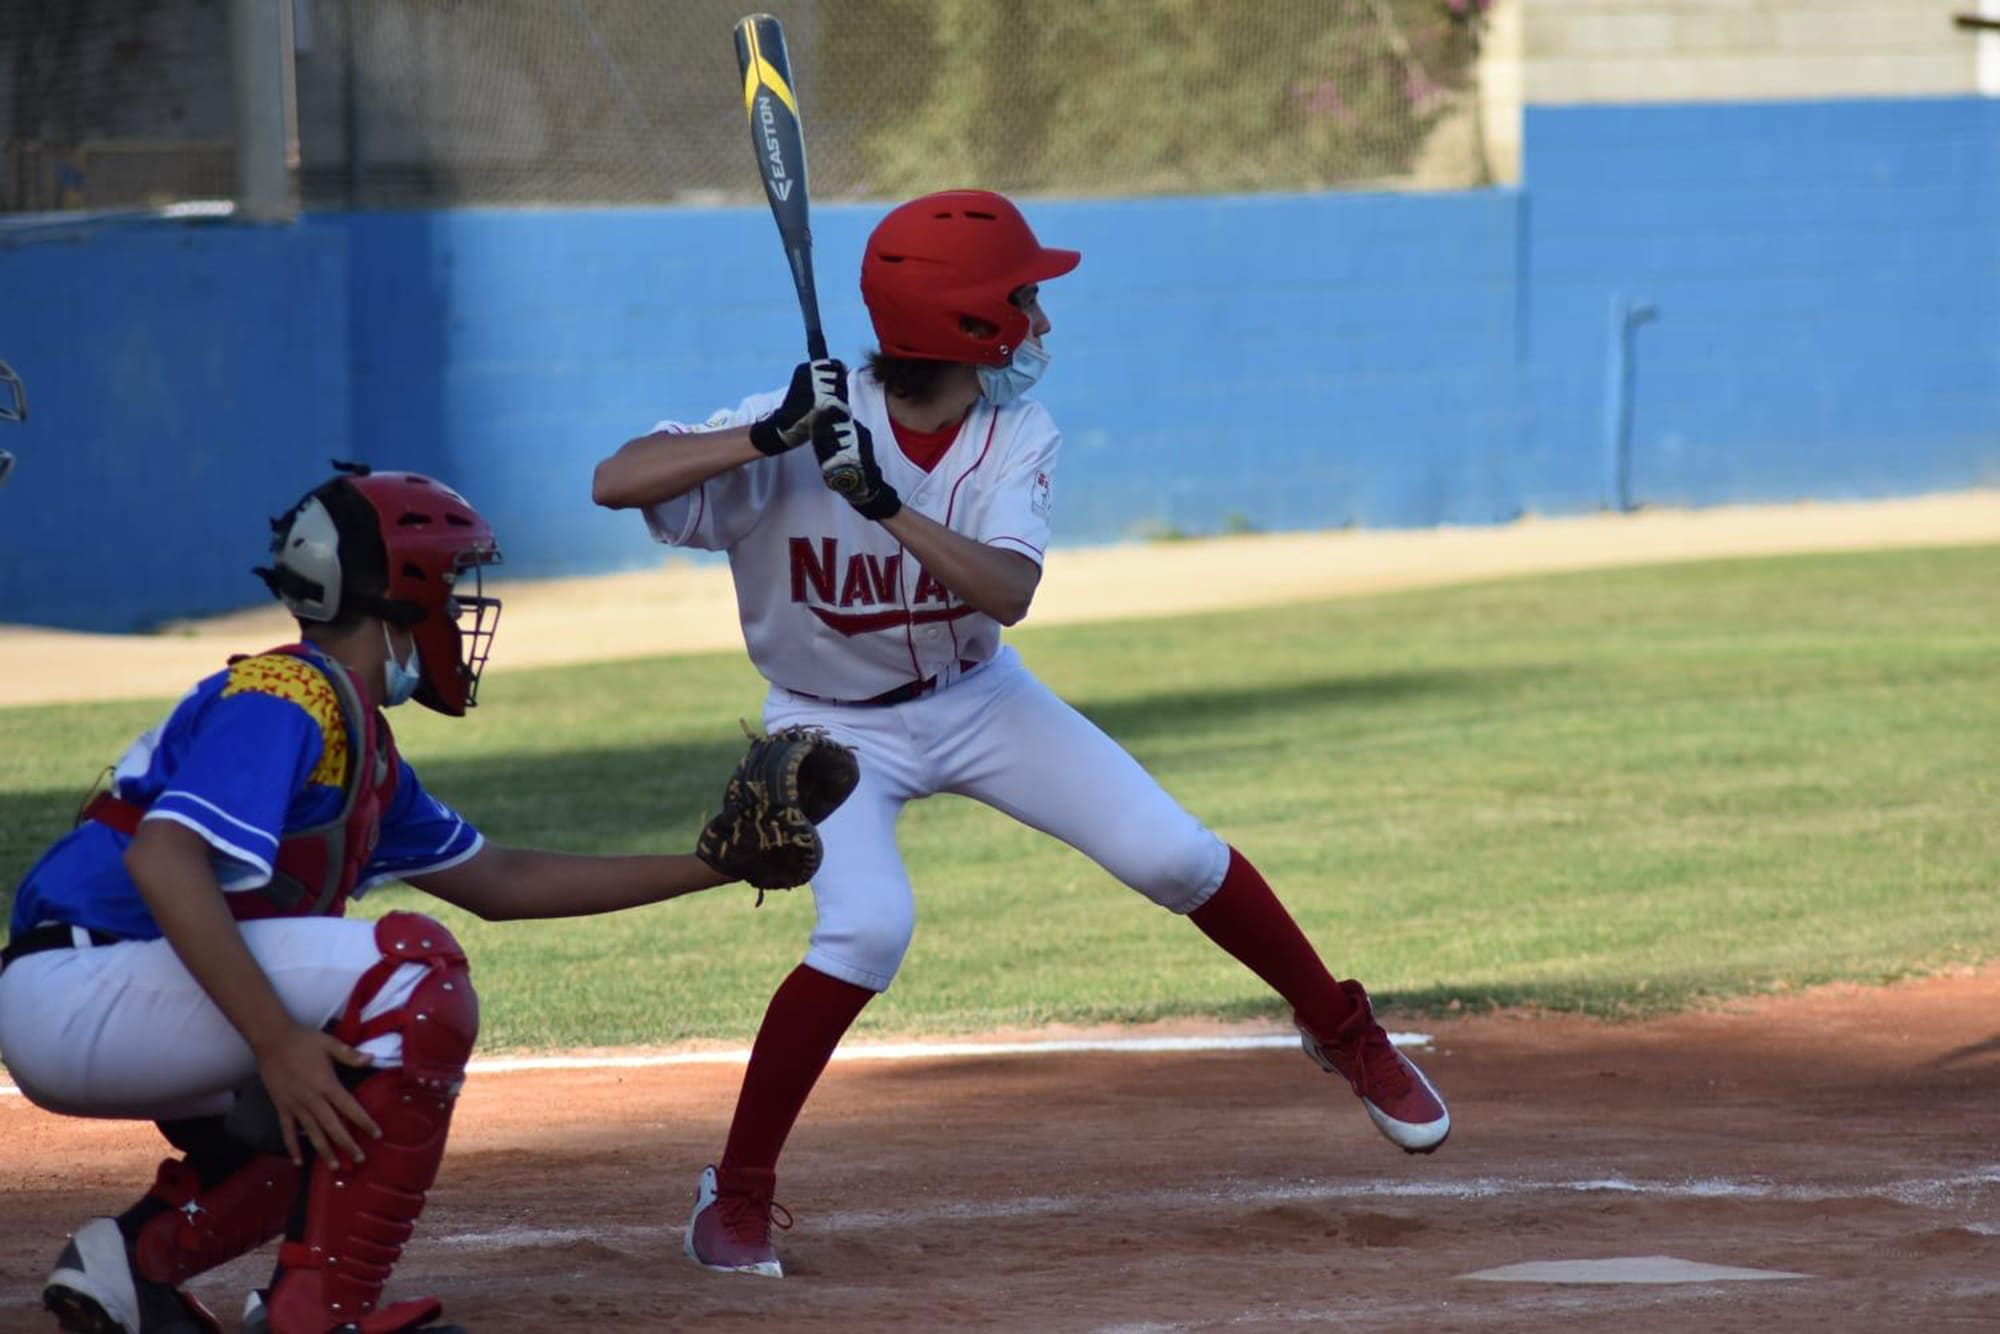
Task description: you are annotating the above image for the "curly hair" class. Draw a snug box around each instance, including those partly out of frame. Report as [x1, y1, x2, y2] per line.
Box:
[864, 348, 957, 404]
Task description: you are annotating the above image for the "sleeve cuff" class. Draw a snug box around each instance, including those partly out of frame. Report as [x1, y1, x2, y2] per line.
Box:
[642, 486, 703, 546]
[355, 832, 486, 894]
[139, 808, 276, 890]
[986, 535, 1047, 566]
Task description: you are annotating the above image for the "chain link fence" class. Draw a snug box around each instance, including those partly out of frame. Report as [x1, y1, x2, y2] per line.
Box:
[4, 0, 1492, 214]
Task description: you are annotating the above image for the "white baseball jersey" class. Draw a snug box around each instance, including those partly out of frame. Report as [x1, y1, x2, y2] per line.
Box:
[636, 369, 1228, 994]
[642, 368, 1059, 700]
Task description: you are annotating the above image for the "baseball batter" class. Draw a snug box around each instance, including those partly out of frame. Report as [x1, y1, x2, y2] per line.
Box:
[594, 189, 1450, 1280]
[0, 466, 790, 1334]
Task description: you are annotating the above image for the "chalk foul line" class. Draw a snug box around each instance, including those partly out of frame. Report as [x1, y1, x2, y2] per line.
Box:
[0, 1031, 1433, 1097]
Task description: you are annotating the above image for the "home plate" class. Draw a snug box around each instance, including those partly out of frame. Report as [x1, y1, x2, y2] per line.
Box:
[1461, 1256, 1809, 1284]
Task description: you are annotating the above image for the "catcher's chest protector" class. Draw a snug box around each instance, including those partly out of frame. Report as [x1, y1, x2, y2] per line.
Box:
[235, 647, 400, 920]
[85, 645, 399, 920]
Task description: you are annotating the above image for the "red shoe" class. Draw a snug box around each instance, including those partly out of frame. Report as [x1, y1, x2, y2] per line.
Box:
[683, 1164, 793, 1279]
[1298, 980, 1451, 1154]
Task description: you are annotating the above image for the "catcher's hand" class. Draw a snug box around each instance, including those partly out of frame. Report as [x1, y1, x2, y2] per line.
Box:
[696, 725, 860, 895]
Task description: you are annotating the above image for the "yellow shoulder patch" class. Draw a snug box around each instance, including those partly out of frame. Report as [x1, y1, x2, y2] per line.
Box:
[221, 654, 349, 789]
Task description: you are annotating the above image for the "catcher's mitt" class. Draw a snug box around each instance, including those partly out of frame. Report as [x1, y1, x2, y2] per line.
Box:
[697, 725, 860, 896]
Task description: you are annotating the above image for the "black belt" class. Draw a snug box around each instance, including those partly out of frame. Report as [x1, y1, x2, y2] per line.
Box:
[791, 659, 982, 708]
[0, 923, 125, 971]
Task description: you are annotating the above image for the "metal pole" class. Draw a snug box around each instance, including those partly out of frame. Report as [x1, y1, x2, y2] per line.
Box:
[1600, 294, 1657, 513]
[230, 0, 299, 221]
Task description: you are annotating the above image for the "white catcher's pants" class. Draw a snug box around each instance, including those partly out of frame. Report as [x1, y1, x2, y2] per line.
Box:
[765, 646, 1229, 992]
[0, 917, 427, 1120]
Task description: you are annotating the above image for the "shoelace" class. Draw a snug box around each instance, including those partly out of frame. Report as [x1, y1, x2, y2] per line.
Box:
[1352, 1032, 1416, 1104]
[717, 1191, 795, 1244]
[1333, 1026, 1414, 1101]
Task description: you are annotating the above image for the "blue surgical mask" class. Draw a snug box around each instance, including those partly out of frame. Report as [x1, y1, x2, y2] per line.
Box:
[977, 338, 1050, 407]
[383, 624, 422, 708]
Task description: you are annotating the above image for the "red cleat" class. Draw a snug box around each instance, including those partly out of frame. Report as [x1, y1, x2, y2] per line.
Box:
[1298, 980, 1451, 1154]
[684, 1164, 792, 1279]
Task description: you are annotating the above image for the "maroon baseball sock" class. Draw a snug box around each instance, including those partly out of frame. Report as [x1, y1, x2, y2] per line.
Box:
[1188, 847, 1359, 1038]
[719, 964, 876, 1180]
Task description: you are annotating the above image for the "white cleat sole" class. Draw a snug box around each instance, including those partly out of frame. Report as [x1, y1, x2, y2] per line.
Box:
[682, 1224, 783, 1278]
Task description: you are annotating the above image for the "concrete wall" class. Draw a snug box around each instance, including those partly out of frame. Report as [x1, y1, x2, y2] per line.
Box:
[1524, 0, 1986, 104]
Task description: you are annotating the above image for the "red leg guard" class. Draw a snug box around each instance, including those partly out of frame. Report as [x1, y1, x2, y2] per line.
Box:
[133, 1154, 300, 1286]
[263, 912, 478, 1334]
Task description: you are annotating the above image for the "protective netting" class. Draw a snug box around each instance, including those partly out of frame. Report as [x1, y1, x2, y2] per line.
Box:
[1, 0, 236, 213]
[3, 0, 1493, 214]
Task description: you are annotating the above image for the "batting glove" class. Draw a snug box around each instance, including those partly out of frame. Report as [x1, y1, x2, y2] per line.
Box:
[812, 409, 901, 521]
[749, 358, 847, 456]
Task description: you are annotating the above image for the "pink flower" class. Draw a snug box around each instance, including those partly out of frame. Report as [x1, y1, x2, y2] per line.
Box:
[1290, 78, 1359, 126]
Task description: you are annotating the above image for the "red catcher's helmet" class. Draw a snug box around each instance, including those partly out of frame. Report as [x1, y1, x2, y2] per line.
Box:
[861, 190, 1081, 367]
[257, 464, 504, 716]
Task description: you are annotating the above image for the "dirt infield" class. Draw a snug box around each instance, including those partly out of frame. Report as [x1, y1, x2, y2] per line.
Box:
[5, 490, 1998, 707]
[5, 969, 1998, 1331]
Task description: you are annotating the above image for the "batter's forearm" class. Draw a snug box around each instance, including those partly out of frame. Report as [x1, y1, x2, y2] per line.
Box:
[592, 427, 763, 510]
[126, 820, 296, 1055]
[411, 845, 731, 921]
[882, 508, 1041, 625]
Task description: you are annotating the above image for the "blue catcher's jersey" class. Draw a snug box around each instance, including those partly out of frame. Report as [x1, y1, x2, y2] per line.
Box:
[8, 645, 482, 941]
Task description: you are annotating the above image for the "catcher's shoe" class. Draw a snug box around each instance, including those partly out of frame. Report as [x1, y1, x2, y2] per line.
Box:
[1298, 980, 1451, 1154]
[684, 1164, 793, 1279]
[240, 1288, 469, 1334]
[42, 1217, 223, 1334]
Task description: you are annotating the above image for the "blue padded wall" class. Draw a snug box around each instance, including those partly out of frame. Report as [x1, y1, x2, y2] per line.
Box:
[1, 95, 1993, 632]
[0, 222, 350, 631]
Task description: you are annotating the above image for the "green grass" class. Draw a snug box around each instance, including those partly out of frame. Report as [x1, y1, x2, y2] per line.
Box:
[4, 546, 1996, 1051]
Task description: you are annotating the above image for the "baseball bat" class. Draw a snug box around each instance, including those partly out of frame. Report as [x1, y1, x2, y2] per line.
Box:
[733, 13, 828, 361]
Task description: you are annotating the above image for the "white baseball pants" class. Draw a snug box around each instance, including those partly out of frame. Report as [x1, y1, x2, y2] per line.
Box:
[764, 646, 1229, 992]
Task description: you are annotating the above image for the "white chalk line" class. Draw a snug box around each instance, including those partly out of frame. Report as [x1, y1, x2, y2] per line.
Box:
[0, 1031, 1431, 1096]
[427, 1167, 2000, 1253]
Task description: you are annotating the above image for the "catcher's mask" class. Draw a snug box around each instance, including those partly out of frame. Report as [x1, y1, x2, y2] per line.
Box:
[861, 190, 1079, 367]
[256, 462, 503, 716]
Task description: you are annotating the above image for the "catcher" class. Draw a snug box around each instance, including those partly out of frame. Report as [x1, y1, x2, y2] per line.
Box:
[0, 464, 854, 1334]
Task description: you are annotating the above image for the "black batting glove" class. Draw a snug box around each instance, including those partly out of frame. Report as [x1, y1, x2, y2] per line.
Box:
[812, 409, 901, 521]
[748, 358, 847, 456]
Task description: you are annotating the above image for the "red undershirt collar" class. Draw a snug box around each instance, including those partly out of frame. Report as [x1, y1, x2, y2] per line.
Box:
[887, 408, 971, 474]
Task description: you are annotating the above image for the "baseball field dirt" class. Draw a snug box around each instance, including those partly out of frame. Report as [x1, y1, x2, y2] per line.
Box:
[3, 968, 1997, 1330]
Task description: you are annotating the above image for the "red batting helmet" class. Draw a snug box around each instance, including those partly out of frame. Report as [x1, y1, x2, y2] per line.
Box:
[257, 463, 504, 716]
[860, 190, 1081, 367]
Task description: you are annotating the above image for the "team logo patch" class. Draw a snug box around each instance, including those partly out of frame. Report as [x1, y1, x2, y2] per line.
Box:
[1031, 470, 1053, 518]
[222, 655, 348, 788]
